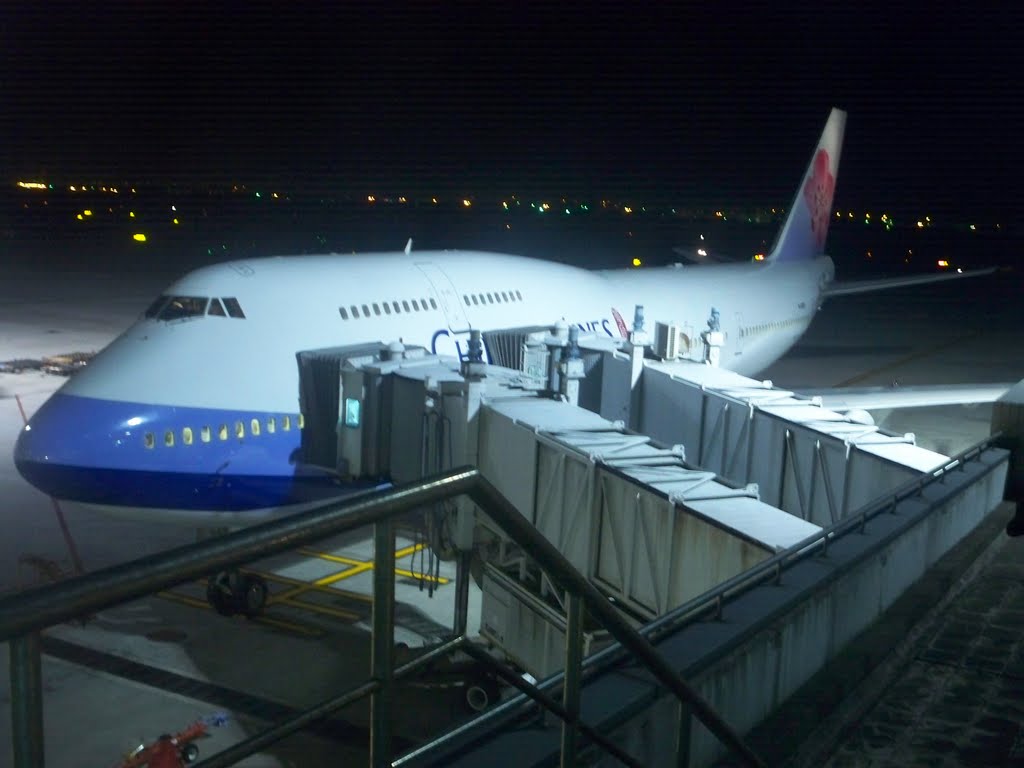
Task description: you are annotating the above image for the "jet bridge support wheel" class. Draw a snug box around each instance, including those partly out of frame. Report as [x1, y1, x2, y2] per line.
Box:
[206, 570, 268, 617]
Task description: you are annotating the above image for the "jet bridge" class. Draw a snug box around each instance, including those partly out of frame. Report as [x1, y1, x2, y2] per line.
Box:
[295, 321, 1009, 766]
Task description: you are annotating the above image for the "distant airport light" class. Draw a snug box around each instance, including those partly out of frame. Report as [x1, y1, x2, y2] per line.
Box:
[462, 199, 472, 207]
[17, 181, 47, 190]
[133, 233, 147, 242]
[502, 201, 509, 210]
[273, 192, 279, 199]
[76, 213, 83, 220]
[129, 211, 135, 218]
[431, 197, 438, 204]
[83, 209, 92, 216]
[69, 185, 77, 191]
[632, 257, 642, 267]
[398, 196, 406, 203]
[937, 259, 949, 268]
[969, 224, 976, 231]
[367, 195, 376, 203]
[916, 221, 924, 228]
[172, 218, 179, 225]
[957, 268, 963, 273]
[171, 205, 177, 211]
[697, 248, 708, 257]
[623, 206, 633, 214]
[753, 253, 766, 261]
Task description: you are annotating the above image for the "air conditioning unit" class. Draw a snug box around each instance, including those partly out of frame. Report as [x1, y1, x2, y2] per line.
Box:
[654, 322, 681, 360]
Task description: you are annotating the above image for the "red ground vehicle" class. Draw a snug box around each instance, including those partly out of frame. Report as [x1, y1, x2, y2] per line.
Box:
[116, 713, 227, 767]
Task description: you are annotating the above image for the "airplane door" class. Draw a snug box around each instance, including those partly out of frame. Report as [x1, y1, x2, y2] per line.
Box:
[415, 262, 471, 332]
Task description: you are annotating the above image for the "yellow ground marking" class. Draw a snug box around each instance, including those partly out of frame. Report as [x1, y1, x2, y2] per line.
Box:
[156, 590, 325, 636]
[297, 543, 450, 585]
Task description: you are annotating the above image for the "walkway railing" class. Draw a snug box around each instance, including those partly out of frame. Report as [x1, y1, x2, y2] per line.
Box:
[0, 468, 764, 768]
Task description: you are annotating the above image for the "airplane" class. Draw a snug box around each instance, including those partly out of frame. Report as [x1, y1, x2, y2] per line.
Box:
[13, 108, 996, 521]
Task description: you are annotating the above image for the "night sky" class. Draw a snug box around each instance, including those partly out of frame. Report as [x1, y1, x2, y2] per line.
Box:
[3, 2, 1022, 217]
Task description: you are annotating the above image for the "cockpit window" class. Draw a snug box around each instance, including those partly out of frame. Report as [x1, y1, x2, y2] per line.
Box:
[144, 295, 170, 318]
[222, 297, 246, 319]
[208, 298, 227, 317]
[158, 296, 209, 321]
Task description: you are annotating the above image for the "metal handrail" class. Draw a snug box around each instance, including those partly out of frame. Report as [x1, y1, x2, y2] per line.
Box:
[0, 467, 764, 768]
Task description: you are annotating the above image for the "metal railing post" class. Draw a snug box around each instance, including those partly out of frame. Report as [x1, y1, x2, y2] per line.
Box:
[561, 593, 584, 767]
[454, 549, 471, 637]
[371, 518, 396, 768]
[676, 702, 692, 768]
[10, 631, 44, 768]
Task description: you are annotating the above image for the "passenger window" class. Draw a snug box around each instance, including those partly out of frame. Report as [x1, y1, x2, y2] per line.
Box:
[200, 426, 211, 443]
[144, 432, 155, 449]
[339, 307, 349, 320]
[411, 299, 420, 311]
[282, 415, 291, 431]
[298, 413, 305, 429]
[487, 293, 494, 304]
[430, 299, 438, 310]
[223, 297, 246, 319]
[464, 295, 471, 306]
[351, 305, 360, 318]
[392, 301, 401, 313]
[471, 295, 479, 305]
[251, 418, 261, 436]
[208, 299, 227, 317]
[383, 303, 391, 315]
[362, 304, 370, 316]
[182, 427, 193, 446]
[372, 303, 381, 315]
[235, 421, 245, 438]
[501, 291, 509, 302]
[515, 290, 523, 300]
[421, 297, 429, 309]
[266, 417, 276, 434]
[218, 424, 228, 441]
[164, 430, 174, 447]
[402, 300, 410, 312]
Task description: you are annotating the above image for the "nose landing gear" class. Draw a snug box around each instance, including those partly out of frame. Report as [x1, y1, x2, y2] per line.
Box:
[206, 570, 268, 617]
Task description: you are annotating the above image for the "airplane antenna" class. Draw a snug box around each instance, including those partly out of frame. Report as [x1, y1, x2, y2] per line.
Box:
[404, 238, 413, 255]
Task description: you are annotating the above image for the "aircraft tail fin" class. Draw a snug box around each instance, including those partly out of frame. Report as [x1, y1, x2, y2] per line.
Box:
[767, 108, 846, 264]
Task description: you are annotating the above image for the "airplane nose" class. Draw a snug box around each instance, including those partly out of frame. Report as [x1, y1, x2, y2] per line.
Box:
[13, 392, 135, 503]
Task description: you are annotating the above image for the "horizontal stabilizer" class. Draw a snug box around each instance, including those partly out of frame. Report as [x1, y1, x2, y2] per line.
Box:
[825, 267, 996, 297]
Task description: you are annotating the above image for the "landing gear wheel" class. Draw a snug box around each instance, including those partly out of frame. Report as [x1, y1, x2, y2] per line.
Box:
[239, 574, 268, 617]
[182, 742, 200, 763]
[207, 572, 238, 616]
[206, 570, 268, 617]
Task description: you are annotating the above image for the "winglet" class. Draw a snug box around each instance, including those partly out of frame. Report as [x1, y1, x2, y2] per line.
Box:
[767, 108, 846, 263]
[404, 238, 413, 255]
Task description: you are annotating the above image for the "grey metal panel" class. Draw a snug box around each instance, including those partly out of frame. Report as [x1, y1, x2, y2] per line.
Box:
[535, 444, 597, 576]
[596, 472, 777, 618]
[480, 572, 567, 678]
[478, 406, 539, 525]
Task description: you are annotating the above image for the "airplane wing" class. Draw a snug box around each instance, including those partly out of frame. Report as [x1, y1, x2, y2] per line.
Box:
[808, 382, 1013, 411]
[824, 267, 997, 297]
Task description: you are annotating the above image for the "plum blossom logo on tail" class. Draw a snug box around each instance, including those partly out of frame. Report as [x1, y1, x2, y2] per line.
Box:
[611, 308, 629, 338]
[803, 149, 835, 250]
